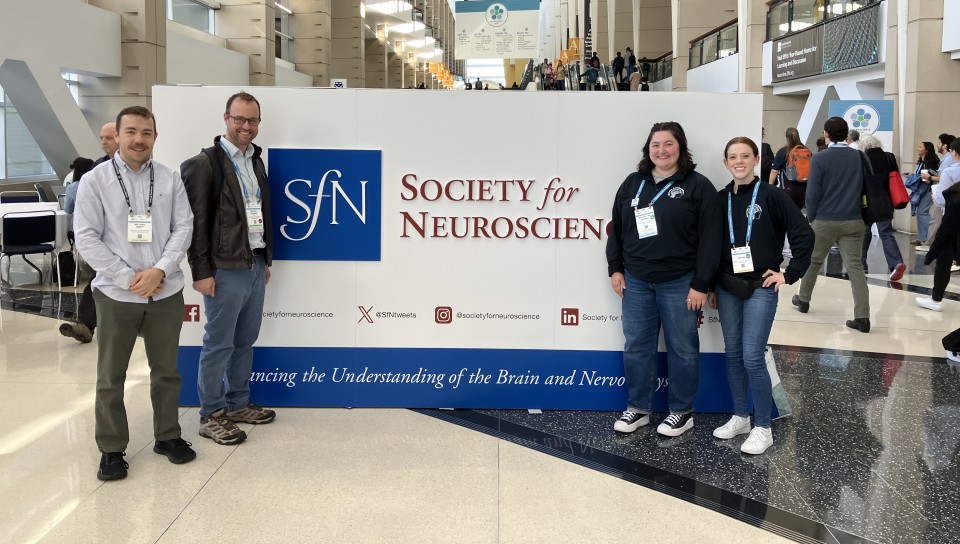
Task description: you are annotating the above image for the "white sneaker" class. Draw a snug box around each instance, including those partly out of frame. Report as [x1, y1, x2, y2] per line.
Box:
[916, 244, 930, 253]
[915, 296, 943, 312]
[740, 426, 774, 455]
[947, 351, 960, 363]
[613, 410, 649, 433]
[713, 415, 752, 439]
[951, 264, 960, 273]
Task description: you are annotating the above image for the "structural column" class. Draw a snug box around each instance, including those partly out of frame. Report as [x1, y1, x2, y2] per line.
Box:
[291, 0, 332, 87]
[329, 0, 362, 88]
[365, 38, 387, 88]
[83, 0, 166, 116]
[672, 0, 735, 92]
[217, 0, 276, 86]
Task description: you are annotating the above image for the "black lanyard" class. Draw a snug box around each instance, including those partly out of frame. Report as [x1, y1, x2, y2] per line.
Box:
[112, 159, 154, 214]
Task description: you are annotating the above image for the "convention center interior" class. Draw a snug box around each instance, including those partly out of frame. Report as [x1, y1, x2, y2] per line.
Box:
[1, 1, 959, 543]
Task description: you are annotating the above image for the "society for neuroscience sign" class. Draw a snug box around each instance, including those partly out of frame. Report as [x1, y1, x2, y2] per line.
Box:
[455, 0, 539, 60]
[828, 100, 894, 150]
[153, 87, 762, 410]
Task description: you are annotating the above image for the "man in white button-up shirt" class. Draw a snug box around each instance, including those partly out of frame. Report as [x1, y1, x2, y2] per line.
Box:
[75, 106, 197, 481]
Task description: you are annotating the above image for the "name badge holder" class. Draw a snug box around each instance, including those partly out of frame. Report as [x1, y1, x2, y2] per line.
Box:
[728, 182, 761, 274]
[222, 142, 264, 234]
[113, 159, 154, 243]
[632, 179, 675, 239]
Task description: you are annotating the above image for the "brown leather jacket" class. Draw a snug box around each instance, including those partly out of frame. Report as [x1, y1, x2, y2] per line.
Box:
[181, 136, 273, 281]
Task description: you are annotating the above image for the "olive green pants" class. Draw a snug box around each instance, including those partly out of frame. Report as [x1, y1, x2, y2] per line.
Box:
[93, 289, 184, 453]
[797, 220, 871, 320]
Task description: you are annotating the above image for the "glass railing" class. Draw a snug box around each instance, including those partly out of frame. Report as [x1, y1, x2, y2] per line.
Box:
[689, 20, 738, 70]
[766, 0, 881, 41]
[648, 52, 672, 83]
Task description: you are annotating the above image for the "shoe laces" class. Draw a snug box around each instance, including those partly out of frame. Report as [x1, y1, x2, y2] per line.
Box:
[663, 413, 683, 426]
[168, 437, 192, 449]
[105, 452, 128, 469]
[620, 410, 638, 421]
[246, 402, 265, 412]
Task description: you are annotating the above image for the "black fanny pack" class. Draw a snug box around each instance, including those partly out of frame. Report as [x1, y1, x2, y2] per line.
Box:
[718, 273, 765, 300]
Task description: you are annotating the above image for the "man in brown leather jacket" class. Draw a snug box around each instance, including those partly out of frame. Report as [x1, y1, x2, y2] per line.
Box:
[180, 91, 276, 446]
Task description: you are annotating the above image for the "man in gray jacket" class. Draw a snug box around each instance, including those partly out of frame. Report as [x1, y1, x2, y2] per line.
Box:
[792, 117, 871, 332]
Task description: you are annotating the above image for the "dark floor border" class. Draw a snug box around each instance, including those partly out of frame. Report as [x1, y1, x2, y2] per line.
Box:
[767, 343, 948, 364]
[416, 408, 880, 544]
[0, 292, 77, 321]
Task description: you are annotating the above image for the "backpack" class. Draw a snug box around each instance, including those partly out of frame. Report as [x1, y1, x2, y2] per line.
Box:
[784, 145, 813, 183]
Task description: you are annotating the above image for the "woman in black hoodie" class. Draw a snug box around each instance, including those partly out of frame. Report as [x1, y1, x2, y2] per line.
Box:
[708, 136, 813, 455]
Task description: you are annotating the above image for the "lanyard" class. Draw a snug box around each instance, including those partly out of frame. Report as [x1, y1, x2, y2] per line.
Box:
[634, 179, 675, 208]
[220, 141, 262, 203]
[728, 181, 761, 247]
[112, 159, 154, 214]
[914, 162, 923, 175]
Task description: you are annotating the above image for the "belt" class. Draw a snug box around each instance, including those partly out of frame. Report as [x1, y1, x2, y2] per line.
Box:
[252, 248, 267, 256]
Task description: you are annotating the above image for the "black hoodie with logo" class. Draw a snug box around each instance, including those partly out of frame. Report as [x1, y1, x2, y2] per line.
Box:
[606, 169, 722, 293]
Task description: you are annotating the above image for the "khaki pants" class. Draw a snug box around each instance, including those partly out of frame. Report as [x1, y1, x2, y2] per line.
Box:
[93, 289, 185, 453]
[928, 202, 944, 245]
[798, 220, 871, 319]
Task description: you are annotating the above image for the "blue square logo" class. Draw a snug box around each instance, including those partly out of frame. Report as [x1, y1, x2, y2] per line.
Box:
[269, 148, 381, 261]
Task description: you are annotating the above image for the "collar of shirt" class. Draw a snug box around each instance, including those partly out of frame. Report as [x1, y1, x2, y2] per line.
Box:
[113, 151, 152, 174]
[220, 136, 254, 160]
[828, 142, 849, 148]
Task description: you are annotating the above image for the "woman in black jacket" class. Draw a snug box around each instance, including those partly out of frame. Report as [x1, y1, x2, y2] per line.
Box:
[708, 136, 813, 455]
[860, 135, 906, 280]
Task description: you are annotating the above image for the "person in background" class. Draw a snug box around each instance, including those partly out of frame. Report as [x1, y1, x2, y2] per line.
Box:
[607, 121, 721, 438]
[917, 139, 960, 312]
[816, 137, 828, 152]
[555, 62, 566, 91]
[760, 128, 774, 185]
[769, 127, 808, 210]
[912, 141, 941, 250]
[709, 136, 813, 455]
[94, 122, 118, 166]
[612, 52, 625, 83]
[922, 134, 957, 252]
[846, 129, 860, 150]
[858, 135, 906, 281]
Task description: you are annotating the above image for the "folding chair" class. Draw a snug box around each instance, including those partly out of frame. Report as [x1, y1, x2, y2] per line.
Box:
[0, 191, 42, 203]
[0, 211, 60, 288]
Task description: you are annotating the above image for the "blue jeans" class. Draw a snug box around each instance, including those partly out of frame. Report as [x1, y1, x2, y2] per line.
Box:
[621, 271, 700, 414]
[916, 189, 932, 242]
[198, 257, 267, 418]
[862, 220, 904, 271]
[716, 285, 778, 428]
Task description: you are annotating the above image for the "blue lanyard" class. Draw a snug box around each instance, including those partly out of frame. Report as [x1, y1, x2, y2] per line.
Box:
[728, 181, 761, 247]
[220, 141, 261, 203]
[914, 162, 923, 175]
[634, 179, 675, 208]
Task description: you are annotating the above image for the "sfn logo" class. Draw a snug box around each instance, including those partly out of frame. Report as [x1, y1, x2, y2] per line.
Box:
[184, 305, 201, 322]
[269, 148, 382, 261]
[560, 308, 579, 326]
[358, 306, 374, 324]
[435, 306, 453, 324]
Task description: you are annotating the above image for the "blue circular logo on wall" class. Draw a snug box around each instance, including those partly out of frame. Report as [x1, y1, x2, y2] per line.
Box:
[844, 104, 879, 135]
[486, 3, 508, 27]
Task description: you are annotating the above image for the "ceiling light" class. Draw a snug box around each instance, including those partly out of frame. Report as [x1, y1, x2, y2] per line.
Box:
[367, 1, 412, 15]
[274, 2, 292, 14]
[390, 22, 425, 34]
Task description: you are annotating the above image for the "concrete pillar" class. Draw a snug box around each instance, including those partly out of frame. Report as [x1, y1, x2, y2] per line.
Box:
[365, 38, 387, 89]
[329, 0, 361, 88]
[217, 0, 276, 86]
[635, 1, 671, 67]
[83, 0, 166, 119]
[672, 0, 735, 92]
[388, 51, 403, 89]
[291, 0, 332, 87]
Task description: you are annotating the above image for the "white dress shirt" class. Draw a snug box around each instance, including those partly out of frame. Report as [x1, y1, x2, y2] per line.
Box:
[74, 152, 194, 303]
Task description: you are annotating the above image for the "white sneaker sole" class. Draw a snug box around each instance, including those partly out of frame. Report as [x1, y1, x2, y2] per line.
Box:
[613, 415, 649, 433]
[657, 417, 694, 437]
[713, 425, 751, 440]
[741, 438, 773, 455]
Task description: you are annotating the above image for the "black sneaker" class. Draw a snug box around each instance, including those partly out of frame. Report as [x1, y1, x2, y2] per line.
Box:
[657, 413, 694, 437]
[791, 295, 809, 313]
[153, 437, 197, 464]
[613, 410, 649, 433]
[97, 452, 128, 481]
[845, 318, 870, 333]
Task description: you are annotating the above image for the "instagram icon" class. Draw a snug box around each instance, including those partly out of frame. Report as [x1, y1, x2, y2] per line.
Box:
[435, 306, 453, 324]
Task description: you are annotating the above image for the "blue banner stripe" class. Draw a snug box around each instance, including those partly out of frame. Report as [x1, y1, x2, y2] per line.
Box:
[176, 346, 778, 415]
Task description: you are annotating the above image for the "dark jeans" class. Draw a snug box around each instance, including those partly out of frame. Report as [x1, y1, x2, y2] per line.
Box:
[927, 199, 960, 301]
[862, 220, 904, 272]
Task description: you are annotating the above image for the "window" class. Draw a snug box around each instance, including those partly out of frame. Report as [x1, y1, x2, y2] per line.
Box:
[791, 0, 823, 32]
[768, 1, 790, 39]
[719, 25, 737, 58]
[767, 0, 879, 40]
[275, 0, 292, 61]
[689, 41, 702, 69]
[167, 0, 215, 34]
[701, 34, 718, 64]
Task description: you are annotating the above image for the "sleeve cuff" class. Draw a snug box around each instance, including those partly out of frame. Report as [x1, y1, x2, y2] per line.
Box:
[690, 278, 710, 293]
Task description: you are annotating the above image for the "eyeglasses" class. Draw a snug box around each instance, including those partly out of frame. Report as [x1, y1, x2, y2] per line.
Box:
[227, 115, 261, 126]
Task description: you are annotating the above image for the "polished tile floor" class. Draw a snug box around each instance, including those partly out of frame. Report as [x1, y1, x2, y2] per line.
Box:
[0, 233, 957, 544]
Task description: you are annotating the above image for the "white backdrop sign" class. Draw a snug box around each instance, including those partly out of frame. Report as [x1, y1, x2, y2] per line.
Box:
[152, 86, 762, 410]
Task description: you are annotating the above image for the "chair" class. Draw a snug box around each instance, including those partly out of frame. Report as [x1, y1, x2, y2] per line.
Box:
[35, 184, 63, 203]
[0, 191, 41, 203]
[0, 211, 60, 288]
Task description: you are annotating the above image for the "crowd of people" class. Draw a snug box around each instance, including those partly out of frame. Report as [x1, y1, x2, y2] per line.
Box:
[607, 116, 960, 455]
